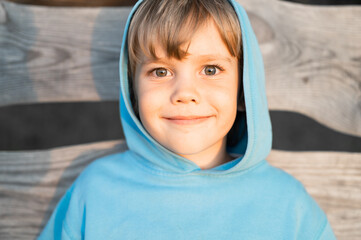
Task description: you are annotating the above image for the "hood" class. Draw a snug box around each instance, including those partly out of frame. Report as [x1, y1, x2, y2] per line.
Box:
[118, 0, 272, 175]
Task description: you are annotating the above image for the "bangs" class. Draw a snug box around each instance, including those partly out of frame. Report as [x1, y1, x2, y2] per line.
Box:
[128, 0, 242, 76]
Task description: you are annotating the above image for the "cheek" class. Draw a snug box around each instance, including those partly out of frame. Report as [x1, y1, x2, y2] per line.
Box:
[210, 81, 238, 107]
[137, 89, 167, 142]
[209, 85, 238, 123]
[137, 87, 165, 122]
[138, 92, 154, 116]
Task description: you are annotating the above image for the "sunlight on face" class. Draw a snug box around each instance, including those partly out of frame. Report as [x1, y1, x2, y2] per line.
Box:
[135, 20, 239, 168]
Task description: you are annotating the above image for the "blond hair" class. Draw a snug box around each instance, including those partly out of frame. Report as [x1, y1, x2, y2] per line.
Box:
[127, 0, 242, 76]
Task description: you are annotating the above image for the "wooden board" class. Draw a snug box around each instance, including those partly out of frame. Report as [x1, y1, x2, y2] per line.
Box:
[241, 0, 361, 138]
[0, 0, 360, 138]
[0, 1, 360, 239]
[0, 1, 132, 105]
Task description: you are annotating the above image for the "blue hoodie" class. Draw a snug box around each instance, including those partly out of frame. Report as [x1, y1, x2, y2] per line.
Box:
[38, 0, 336, 239]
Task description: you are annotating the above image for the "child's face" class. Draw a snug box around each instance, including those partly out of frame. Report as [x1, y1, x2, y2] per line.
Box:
[134, 20, 239, 160]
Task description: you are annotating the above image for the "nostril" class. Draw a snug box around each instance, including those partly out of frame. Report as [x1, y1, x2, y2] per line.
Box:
[175, 98, 197, 103]
[172, 90, 200, 104]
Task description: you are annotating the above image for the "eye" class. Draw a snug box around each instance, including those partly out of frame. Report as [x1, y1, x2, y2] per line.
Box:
[204, 66, 216, 75]
[203, 65, 223, 76]
[154, 68, 169, 77]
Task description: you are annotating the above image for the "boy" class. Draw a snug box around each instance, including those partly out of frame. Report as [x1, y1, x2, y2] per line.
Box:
[39, 0, 336, 239]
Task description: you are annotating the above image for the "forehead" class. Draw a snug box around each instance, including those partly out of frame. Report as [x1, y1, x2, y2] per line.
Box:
[140, 20, 235, 64]
[186, 20, 234, 58]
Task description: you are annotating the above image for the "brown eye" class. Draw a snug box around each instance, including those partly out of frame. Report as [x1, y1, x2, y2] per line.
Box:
[204, 66, 217, 75]
[155, 68, 168, 77]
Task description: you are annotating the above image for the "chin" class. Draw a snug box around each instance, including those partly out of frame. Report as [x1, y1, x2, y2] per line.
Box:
[164, 139, 218, 157]
[169, 146, 200, 156]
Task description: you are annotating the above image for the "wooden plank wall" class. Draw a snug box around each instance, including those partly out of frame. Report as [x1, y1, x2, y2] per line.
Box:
[0, 0, 360, 239]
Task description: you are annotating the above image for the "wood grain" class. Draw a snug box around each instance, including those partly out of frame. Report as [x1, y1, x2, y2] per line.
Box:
[0, 1, 360, 239]
[0, 1, 132, 105]
[241, 0, 361, 138]
[1, 0, 360, 137]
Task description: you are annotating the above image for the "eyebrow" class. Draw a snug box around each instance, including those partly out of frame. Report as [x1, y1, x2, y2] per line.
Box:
[197, 55, 234, 64]
[142, 58, 170, 65]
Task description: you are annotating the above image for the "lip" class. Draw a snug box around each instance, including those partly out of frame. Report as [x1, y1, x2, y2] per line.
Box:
[163, 115, 213, 125]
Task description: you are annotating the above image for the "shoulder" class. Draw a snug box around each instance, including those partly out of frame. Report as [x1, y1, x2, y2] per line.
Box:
[71, 150, 138, 196]
[81, 150, 132, 175]
[38, 151, 138, 239]
[256, 162, 331, 238]
[251, 161, 307, 193]
[259, 163, 318, 206]
[252, 161, 327, 217]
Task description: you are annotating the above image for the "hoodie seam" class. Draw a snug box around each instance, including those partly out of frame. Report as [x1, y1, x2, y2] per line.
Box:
[237, 3, 257, 171]
[314, 217, 328, 240]
[131, 151, 267, 178]
[63, 220, 79, 240]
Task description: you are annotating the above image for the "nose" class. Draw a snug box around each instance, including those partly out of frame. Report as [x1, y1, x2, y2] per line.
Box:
[170, 76, 200, 104]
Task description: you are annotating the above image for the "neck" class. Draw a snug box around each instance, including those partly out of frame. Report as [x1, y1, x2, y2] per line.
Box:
[180, 138, 233, 170]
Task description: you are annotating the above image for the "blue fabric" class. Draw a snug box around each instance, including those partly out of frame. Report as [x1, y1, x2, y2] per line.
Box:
[38, 0, 336, 239]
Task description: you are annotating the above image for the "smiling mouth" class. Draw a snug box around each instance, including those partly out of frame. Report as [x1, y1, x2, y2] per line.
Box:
[163, 115, 213, 125]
